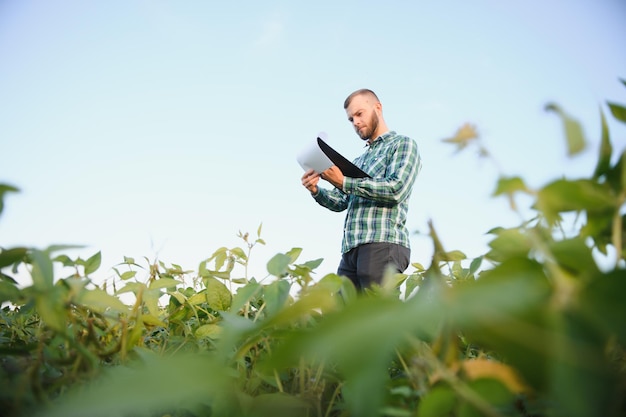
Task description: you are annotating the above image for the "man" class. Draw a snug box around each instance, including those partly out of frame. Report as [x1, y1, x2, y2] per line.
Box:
[301, 89, 422, 291]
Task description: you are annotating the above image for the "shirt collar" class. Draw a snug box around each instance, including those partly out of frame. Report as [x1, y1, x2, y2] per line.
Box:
[366, 130, 394, 148]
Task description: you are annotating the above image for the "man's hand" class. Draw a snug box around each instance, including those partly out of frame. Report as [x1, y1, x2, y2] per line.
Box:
[321, 166, 344, 190]
[301, 169, 321, 194]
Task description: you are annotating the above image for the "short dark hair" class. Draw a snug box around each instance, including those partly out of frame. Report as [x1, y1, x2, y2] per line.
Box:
[343, 89, 380, 109]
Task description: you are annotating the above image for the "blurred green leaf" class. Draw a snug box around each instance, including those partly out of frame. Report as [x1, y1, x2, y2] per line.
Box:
[607, 101, 626, 123]
[195, 323, 222, 339]
[36, 350, 234, 417]
[0, 281, 21, 303]
[485, 228, 533, 262]
[230, 247, 247, 261]
[451, 258, 552, 389]
[618, 149, 626, 191]
[0, 247, 28, 269]
[440, 250, 466, 262]
[263, 279, 291, 318]
[417, 384, 457, 417]
[77, 287, 129, 314]
[468, 256, 483, 275]
[35, 285, 67, 332]
[230, 282, 262, 313]
[536, 179, 616, 224]
[579, 269, 626, 346]
[441, 123, 479, 152]
[548, 237, 600, 283]
[548, 310, 619, 417]
[492, 176, 530, 196]
[141, 314, 166, 327]
[148, 277, 180, 290]
[31, 249, 54, 291]
[82, 251, 101, 275]
[448, 257, 551, 328]
[545, 103, 586, 156]
[267, 253, 291, 277]
[285, 247, 303, 263]
[593, 109, 613, 179]
[204, 276, 232, 311]
[0, 183, 19, 216]
[458, 378, 515, 417]
[120, 270, 137, 280]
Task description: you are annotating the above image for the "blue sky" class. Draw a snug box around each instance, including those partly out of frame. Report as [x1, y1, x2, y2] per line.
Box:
[1, 0, 625, 286]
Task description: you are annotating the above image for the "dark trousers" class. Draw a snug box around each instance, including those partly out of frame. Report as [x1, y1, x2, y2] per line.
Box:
[337, 242, 410, 292]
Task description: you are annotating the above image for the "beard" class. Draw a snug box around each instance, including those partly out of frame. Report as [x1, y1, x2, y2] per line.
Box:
[357, 112, 379, 141]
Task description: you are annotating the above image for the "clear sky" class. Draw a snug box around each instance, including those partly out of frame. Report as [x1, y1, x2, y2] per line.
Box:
[1, 0, 625, 287]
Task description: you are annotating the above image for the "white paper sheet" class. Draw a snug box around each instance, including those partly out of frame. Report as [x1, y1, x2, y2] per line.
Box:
[296, 132, 333, 173]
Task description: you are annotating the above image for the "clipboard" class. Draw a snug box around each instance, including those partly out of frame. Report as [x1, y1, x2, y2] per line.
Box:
[316, 137, 371, 178]
[297, 132, 371, 178]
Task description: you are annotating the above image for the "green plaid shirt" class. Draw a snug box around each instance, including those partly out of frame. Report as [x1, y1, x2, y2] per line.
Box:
[313, 131, 421, 253]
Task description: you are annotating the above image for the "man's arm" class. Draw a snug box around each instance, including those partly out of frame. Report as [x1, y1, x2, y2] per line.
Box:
[343, 137, 421, 204]
[302, 168, 349, 212]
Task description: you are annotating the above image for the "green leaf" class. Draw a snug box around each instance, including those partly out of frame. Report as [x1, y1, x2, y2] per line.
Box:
[230, 282, 262, 313]
[314, 273, 344, 294]
[448, 257, 551, 329]
[54, 254, 75, 267]
[458, 378, 515, 417]
[469, 256, 483, 275]
[492, 176, 529, 196]
[263, 279, 291, 317]
[485, 228, 533, 262]
[285, 247, 303, 263]
[0, 247, 28, 269]
[35, 285, 67, 332]
[547, 310, 618, 417]
[0, 281, 21, 303]
[45, 244, 85, 254]
[31, 249, 54, 291]
[120, 270, 137, 280]
[607, 101, 626, 123]
[140, 314, 166, 327]
[36, 351, 234, 417]
[83, 251, 102, 275]
[536, 179, 616, 224]
[417, 384, 457, 417]
[441, 123, 479, 152]
[548, 237, 600, 283]
[0, 183, 19, 216]
[302, 257, 324, 270]
[592, 109, 613, 179]
[142, 288, 162, 317]
[580, 269, 626, 345]
[116, 281, 146, 295]
[207, 247, 228, 270]
[453, 258, 552, 390]
[545, 103, 586, 156]
[265, 296, 430, 417]
[440, 250, 466, 262]
[195, 323, 222, 339]
[78, 288, 129, 314]
[204, 276, 232, 311]
[230, 247, 247, 261]
[618, 149, 626, 191]
[148, 277, 180, 290]
[267, 253, 291, 277]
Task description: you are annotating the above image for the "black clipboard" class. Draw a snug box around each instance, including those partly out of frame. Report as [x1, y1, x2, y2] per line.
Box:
[317, 137, 371, 178]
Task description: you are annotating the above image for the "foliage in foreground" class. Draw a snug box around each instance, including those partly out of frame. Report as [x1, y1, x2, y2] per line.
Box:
[1, 80, 626, 417]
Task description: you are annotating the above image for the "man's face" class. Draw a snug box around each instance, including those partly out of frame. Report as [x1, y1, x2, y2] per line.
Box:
[346, 95, 379, 141]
